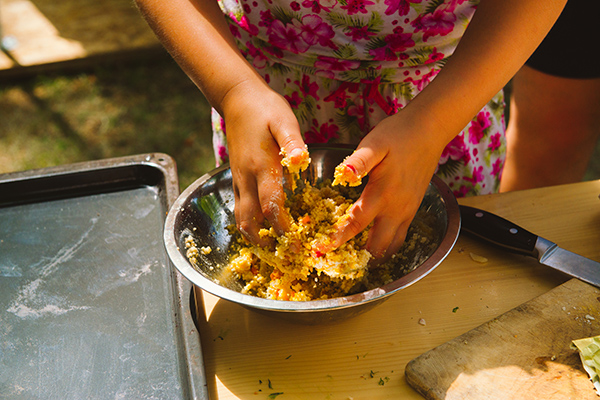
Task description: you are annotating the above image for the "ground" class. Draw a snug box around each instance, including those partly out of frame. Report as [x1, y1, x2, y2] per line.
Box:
[0, 56, 214, 190]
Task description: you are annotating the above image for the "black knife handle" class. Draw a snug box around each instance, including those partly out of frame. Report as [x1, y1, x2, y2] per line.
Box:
[459, 205, 538, 258]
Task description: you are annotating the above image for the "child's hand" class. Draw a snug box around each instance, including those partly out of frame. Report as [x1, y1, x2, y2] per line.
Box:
[222, 81, 307, 247]
[313, 112, 446, 262]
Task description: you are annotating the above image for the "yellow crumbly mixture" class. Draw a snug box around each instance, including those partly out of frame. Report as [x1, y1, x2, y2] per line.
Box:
[332, 160, 362, 187]
[185, 149, 437, 301]
[226, 183, 372, 300]
[279, 146, 311, 175]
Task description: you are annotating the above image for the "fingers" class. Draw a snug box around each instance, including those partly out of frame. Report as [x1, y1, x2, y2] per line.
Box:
[367, 217, 410, 266]
[315, 136, 428, 262]
[336, 146, 383, 184]
[312, 198, 374, 256]
[361, 178, 413, 260]
[230, 95, 306, 247]
[256, 167, 291, 236]
[233, 150, 293, 246]
[265, 108, 306, 231]
[315, 189, 417, 264]
[271, 114, 308, 167]
[314, 143, 386, 255]
[232, 170, 270, 248]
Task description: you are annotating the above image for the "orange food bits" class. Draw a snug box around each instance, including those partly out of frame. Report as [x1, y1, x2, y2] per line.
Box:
[280, 146, 311, 174]
[332, 163, 362, 187]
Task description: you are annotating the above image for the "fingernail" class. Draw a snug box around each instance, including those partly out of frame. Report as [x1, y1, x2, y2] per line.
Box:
[366, 244, 387, 261]
[332, 163, 362, 187]
[289, 147, 304, 158]
[311, 237, 332, 258]
[312, 249, 324, 258]
[281, 147, 310, 173]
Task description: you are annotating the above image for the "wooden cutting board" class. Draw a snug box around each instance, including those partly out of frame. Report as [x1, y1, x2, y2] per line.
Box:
[405, 278, 600, 400]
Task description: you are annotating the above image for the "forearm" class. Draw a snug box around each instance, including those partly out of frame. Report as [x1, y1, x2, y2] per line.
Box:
[134, 0, 268, 116]
[401, 0, 567, 150]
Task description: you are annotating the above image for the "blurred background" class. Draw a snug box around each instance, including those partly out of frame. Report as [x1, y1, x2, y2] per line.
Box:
[1, 0, 598, 191]
[0, 0, 214, 190]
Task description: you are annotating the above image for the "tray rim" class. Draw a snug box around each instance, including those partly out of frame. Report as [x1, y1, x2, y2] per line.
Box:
[0, 153, 208, 400]
[0, 153, 179, 207]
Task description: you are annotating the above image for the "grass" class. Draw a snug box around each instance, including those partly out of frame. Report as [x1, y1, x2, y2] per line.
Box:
[0, 56, 215, 190]
[1, 55, 599, 190]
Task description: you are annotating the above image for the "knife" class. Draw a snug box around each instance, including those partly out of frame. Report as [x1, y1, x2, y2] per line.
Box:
[459, 205, 600, 288]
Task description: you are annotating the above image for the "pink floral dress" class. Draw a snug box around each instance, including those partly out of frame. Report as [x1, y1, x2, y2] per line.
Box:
[212, 0, 505, 197]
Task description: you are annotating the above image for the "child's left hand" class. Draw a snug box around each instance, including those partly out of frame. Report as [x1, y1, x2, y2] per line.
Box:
[314, 110, 447, 262]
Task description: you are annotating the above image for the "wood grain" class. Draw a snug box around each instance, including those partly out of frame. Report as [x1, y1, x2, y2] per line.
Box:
[406, 279, 600, 400]
[195, 180, 600, 399]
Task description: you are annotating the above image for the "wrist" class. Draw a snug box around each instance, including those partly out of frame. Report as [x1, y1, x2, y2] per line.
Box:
[218, 75, 272, 119]
[388, 104, 455, 160]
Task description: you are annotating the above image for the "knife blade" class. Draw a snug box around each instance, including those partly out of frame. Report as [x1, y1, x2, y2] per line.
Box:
[459, 205, 600, 288]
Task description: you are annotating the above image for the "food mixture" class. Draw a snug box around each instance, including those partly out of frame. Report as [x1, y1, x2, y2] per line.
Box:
[186, 148, 437, 301]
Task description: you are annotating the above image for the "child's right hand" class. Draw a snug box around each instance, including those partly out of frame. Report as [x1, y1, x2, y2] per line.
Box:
[221, 80, 308, 247]
[135, 0, 308, 247]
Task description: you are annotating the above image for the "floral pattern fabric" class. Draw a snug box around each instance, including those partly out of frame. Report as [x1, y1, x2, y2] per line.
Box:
[212, 0, 506, 197]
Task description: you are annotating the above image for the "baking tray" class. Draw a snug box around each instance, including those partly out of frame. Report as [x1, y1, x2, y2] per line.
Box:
[0, 154, 208, 399]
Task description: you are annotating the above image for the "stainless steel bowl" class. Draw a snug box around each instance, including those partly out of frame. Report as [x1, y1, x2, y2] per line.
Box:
[164, 145, 460, 323]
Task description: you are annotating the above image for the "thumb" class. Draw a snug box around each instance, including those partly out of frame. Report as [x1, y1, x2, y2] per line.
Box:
[335, 144, 386, 186]
[270, 115, 309, 172]
[312, 144, 388, 256]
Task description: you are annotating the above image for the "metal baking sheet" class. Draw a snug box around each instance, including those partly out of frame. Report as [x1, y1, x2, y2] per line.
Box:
[0, 154, 208, 399]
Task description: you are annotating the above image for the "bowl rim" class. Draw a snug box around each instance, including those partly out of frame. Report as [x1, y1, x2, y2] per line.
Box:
[164, 145, 461, 313]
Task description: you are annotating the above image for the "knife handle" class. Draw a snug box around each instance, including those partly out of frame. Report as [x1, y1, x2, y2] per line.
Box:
[459, 205, 538, 258]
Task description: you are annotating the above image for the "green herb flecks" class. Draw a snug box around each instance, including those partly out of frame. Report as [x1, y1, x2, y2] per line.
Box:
[378, 377, 390, 386]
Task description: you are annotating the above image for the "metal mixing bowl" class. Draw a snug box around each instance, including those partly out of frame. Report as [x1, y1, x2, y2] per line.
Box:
[164, 145, 460, 324]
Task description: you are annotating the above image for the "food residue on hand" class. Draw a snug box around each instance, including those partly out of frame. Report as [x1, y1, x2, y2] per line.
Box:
[332, 160, 362, 187]
[280, 146, 311, 191]
[223, 182, 374, 301]
[185, 150, 437, 302]
[280, 146, 311, 175]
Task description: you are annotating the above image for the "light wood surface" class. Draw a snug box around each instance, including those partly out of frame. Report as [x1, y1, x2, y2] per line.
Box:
[194, 180, 600, 400]
[405, 278, 600, 400]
